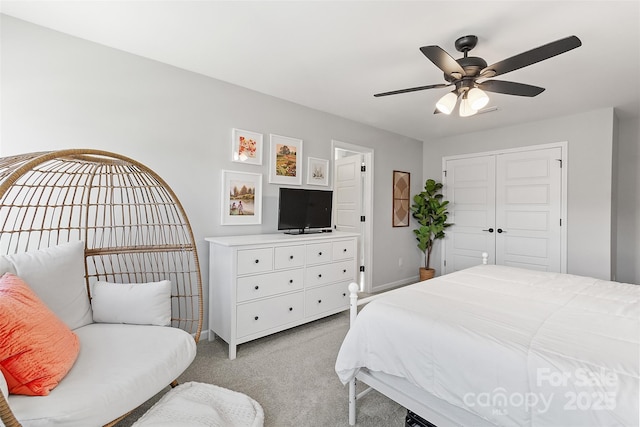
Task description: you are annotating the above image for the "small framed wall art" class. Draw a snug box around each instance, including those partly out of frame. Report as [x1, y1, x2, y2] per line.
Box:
[231, 128, 263, 165]
[269, 134, 303, 185]
[392, 170, 410, 227]
[306, 157, 329, 186]
[221, 170, 262, 225]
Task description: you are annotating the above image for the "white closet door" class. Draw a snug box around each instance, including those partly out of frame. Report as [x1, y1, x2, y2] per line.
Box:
[443, 155, 496, 274]
[495, 147, 562, 271]
[443, 146, 564, 274]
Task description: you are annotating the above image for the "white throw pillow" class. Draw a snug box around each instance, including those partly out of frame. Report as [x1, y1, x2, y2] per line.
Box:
[91, 280, 172, 326]
[1, 241, 92, 330]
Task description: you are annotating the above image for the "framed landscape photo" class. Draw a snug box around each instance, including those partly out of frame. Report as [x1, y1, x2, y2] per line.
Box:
[306, 157, 329, 186]
[269, 134, 303, 185]
[231, 128, 263, 165]
[392, 170, 410, 227]
[221, 170, 262, 225]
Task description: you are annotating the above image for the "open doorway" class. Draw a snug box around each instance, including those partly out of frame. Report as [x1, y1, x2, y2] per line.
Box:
[332, 140, 373, 293]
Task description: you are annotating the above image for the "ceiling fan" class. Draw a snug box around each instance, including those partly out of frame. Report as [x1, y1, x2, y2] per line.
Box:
[374, 35, 582, 117]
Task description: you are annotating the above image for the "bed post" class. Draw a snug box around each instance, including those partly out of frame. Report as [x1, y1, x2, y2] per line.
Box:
[348, 282, 359, 425]
[482, 252, 489, 265]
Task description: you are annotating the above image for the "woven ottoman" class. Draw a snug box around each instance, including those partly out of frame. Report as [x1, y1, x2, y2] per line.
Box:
[132, 382, 264, 427]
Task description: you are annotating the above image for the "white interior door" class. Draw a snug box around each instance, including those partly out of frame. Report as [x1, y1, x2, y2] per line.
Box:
[443, 145, 564, 274]
[443, 155, 496, 273]
[333, 155, 362, 233]
[495, 148, 562, 271]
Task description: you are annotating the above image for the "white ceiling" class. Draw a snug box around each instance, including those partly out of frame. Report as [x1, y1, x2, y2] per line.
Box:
[2, 1, 639, 142]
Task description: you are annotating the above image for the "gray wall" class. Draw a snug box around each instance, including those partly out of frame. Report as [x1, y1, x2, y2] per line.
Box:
[0, 16, 425, 328]
[615, 117, 640, 283]
[423, 108, 640, 284]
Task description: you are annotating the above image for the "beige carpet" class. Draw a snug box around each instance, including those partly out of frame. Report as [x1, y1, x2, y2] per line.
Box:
[118, 311, 406, 426]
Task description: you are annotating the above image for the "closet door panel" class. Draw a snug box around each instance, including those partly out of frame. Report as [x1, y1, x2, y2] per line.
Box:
[443, 155, 496, 274]
[495, 147, 562, 272]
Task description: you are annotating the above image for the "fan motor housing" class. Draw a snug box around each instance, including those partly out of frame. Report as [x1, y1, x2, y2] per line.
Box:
[444, 56, 487, 82]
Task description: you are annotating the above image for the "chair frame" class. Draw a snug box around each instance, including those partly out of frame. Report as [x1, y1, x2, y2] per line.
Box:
[0, 149, 203, 427]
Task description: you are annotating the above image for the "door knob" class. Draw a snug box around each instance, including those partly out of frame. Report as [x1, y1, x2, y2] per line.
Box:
[482, 228, 494, 233]
[497, 228, 506, 233]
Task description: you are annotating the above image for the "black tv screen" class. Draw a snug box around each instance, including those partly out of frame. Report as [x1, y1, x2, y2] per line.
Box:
[278, 188, 333, 233]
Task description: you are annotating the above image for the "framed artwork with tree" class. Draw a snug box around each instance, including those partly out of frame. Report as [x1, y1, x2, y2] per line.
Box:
[269, 134, 303, 185]
[221, 170, 262, 225]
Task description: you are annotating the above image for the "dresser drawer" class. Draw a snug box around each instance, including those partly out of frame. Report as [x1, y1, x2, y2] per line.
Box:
[237, 248, 273, 275]
[332, 239, 356, 260]
[237, 269, 304, 302]
[306, 260, 356, 288]
[236, 292, 304, 338]
[305, 281, 350, 317]
[306, 242, 332, 265]
[274, 245, 306, 270]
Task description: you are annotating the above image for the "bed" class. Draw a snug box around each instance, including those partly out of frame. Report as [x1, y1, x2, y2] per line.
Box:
[335, 262, 639, 426]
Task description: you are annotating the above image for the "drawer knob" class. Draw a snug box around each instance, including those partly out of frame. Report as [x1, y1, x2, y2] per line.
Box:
[289, 255, 294, 260]
[254, 259, 259, 264]
[318, 299, 322, 304]
[254, 316, 259, 321]
[289, 279, 293, 284]
[343, 248, 347, 252]
[318, 252, 323, 256]
[254, 285, 259, 290]
[343, 269, 347, 273]
[318, 274, 322, 278]
[289, 307, 293, 311]
[343, 293, 347, 297]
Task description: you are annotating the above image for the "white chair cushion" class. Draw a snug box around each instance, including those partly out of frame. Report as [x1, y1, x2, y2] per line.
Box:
[91, 280, 171, 326]
[0, 241, 92, 330]
[8, 323, 197, 427]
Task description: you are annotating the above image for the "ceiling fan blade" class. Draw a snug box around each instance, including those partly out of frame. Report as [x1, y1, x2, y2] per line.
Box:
[481, 35, 582, 78]
[478, 80, 545, 97]
[419, 46, 466, 78]
[374, 83, 450, 97]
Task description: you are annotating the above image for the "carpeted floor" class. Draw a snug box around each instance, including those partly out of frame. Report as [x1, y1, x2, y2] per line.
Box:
[118, 311, 406, 426]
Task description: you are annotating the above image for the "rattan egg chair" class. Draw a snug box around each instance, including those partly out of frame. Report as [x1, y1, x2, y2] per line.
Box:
[0, 149, 203, 427]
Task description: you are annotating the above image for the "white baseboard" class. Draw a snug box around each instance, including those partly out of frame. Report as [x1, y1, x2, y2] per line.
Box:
[371, 275, 419, 294]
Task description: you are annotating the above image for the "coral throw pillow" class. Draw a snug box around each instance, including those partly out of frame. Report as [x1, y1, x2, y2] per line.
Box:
[0, 273, 80, 396]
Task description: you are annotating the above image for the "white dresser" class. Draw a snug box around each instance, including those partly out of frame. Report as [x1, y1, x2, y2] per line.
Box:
[206, 232, 359, 359]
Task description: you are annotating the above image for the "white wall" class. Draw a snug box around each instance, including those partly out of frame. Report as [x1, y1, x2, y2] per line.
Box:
[423, 108, 620, 281]
[0, 16, 425, 328]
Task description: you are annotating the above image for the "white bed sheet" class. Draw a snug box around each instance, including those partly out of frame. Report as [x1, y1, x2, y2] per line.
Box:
[335, 265, 639, 426]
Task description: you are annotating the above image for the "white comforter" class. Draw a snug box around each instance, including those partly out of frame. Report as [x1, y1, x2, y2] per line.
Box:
[335, 265, 639, 426]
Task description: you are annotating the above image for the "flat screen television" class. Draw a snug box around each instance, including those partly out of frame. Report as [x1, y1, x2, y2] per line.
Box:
[278, 187, 333, 234]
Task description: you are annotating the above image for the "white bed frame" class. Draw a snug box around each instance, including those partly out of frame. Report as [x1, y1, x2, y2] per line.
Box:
[346, 253, 492, 426]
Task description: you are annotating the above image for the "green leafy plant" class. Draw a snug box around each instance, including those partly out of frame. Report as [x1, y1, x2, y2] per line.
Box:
[410, 179, 452, 270]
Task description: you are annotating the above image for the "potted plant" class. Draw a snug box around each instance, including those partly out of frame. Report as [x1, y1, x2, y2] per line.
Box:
[410, 179, 452, 280]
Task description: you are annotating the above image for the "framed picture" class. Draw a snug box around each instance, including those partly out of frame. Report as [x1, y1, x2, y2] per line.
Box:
[231, 128, 263, 165]
[392, 170, 410, 227]
[306, 157, 329, 186]
[269, 134, 303, 185]
[221, 170, 262, 225]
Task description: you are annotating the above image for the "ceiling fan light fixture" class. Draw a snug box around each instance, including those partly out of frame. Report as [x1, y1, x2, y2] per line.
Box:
[435, 92, 457, 115]
[459, 96, 477, 117]
[467, 87, 489, 110]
